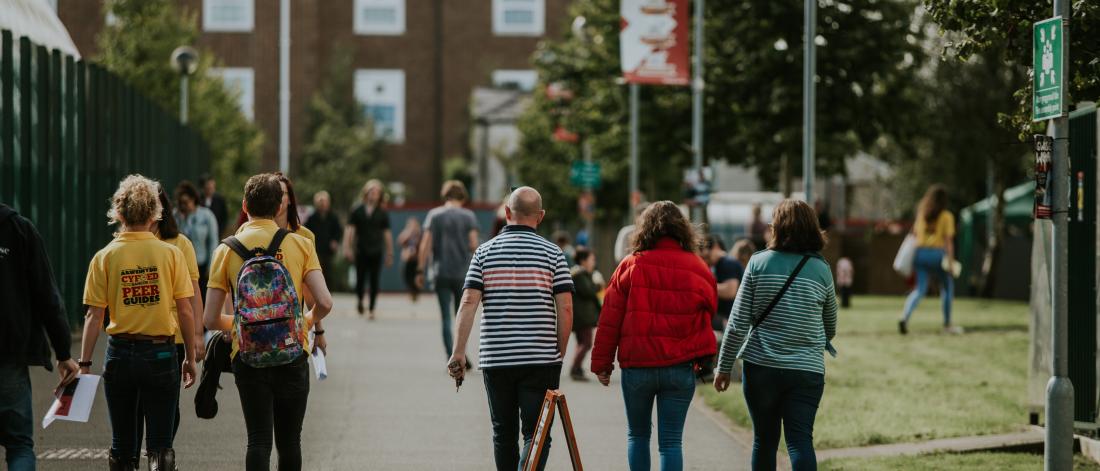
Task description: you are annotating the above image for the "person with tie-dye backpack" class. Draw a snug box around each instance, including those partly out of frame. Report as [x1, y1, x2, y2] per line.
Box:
[203, 173, 333, 471]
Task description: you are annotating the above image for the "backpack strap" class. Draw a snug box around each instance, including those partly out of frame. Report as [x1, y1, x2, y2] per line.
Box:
[265, 228, 290, 257]
[221, 236, 255, 261]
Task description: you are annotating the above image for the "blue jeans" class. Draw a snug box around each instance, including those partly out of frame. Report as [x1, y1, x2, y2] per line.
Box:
[435, 276, 464, 356]
[0, 362, 35, 471]
[742, 362, 824, 471]
[621, 363, 696, 471]
[103, 338, 180, 459]
[902, 247, 954, 325]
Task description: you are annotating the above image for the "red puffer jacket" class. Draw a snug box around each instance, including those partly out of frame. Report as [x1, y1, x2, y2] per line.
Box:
[591, 237, 718, 373]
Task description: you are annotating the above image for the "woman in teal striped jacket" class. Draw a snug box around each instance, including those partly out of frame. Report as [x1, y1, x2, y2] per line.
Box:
[713, 199, 838, 471]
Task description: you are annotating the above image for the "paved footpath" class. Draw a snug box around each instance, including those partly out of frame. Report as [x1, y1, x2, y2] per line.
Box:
[18, 293, 749, 470]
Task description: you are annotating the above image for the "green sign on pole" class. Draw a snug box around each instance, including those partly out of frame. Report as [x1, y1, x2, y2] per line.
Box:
[1033, 17, 1064, 122]
[570, 161, 601, 189]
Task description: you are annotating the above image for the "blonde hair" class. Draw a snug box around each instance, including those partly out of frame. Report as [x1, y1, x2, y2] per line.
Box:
[108, 174, 163, 226]
[362, 179, 386, 205]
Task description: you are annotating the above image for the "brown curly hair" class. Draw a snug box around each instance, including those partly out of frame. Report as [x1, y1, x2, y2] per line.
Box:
[630, 201, 699, 253]
[108, 175, 162, 226]
[768, 199, 826, 253]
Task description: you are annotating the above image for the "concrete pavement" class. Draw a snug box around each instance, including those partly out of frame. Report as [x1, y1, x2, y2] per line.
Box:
[16, 293, 749, 470]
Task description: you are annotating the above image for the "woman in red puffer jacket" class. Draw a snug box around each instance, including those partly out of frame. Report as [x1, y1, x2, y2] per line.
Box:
[591, 201, 717, 471]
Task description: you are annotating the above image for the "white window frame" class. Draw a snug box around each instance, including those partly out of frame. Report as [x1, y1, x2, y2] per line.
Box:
[210, 67, 255, 121]
[203, 0, 254, 32]
[354, 0, 405, 36]
[491, 69, 538, 91]
[355, 69, 406, 143]
[492, 0, 545, 36]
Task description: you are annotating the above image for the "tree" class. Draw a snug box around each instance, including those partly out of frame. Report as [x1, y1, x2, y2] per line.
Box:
[516, 0, 926, 226]
[924, 0, 1100, 139]
[295, 45, 385, 212]
[98, 0, 263, 208]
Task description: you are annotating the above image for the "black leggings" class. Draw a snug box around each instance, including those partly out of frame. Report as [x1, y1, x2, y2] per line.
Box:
[355, 253, 383, 311]
[233, 356, 310, 471]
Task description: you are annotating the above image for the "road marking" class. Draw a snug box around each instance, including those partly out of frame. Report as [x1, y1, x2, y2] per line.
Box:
[37, 448, 109, 460]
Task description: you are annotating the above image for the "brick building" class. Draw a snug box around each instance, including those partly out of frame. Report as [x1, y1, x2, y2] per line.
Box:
[55, 0, 569, 202]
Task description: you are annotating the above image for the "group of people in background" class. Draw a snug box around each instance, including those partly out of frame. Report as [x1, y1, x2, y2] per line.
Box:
[0, 166, 958, 471]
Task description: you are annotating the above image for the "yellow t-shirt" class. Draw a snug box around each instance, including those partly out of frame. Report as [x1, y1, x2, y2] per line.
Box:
[162, 234, 201, 344]
[295, 225, 316, 247]
[209, 219, 321, 356]
[914, 210, 955, 248]
[83, 231, 194, 337]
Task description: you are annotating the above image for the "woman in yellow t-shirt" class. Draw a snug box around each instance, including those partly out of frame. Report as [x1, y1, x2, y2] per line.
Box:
[899, 184, 958, 335]
[77, 175, 198, 470]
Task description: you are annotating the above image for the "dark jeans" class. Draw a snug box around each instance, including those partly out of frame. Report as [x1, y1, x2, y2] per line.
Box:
[482, 364, 562, 471]
[621, 364, 696, 471]
[839, 286, 852, 308]
[198, 263, 210, 304]
[0, 361, 34, 471]
[742, 362, 824, 471]
[403, 259, 419, 297]
[355, 252, 383, 312]
[434, 276, 464, 356]
[103, 338, 180, 459]
[233, 355, 310, 471]
[133, 344, 185, 460]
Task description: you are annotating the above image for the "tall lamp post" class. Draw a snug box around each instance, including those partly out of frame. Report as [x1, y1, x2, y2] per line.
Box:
[170, 46, 198, 125]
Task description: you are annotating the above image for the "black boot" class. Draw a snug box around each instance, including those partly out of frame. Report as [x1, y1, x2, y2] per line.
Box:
[109, 454, 134, 471]
[147, 448, 176, 471]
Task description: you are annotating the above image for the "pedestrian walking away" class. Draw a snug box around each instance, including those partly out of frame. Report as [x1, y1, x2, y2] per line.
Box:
[203, 173, 334, 471]
[703, 234, 745, 332]
[591, 201, 718, 471]
[569, 247, 602, 382]
[397, 217, 423, 302]
[345, 179, 394, 319]
[305, 190, 343, 287]
[199, 173, 229, 236]
[79, 175, 200, 471]
[418, 180, 480, 358]
[714, 199, 839, 471]
[899, 184, 959, 335]
[174, 180, 220, 300]
[0, 202, 78, 471]
[836, 256, 854, 309]
[447, 186, 574, 471]
[131, 187, 207, 465]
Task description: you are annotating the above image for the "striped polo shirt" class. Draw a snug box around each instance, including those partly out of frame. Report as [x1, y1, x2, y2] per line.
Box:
[464, 225, 574, 369]
[716, 250, 838, 375]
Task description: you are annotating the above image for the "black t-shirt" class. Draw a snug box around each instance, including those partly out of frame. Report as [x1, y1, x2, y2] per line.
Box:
[348, 204, 390, 256]
[714, 256, 744, 328]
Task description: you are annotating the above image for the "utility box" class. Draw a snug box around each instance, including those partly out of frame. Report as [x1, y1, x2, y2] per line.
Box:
[1069, 104, 1098, 429]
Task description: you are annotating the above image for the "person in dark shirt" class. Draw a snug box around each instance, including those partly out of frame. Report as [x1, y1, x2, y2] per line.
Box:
[703, 235, 744, 332]
[0, 204, 79, 471]
[305, 191, 343, 285]
[199, 174, 229, 235]
[343, 180, 393, 319]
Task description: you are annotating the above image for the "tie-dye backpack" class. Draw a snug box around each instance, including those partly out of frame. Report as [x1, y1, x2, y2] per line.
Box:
[222, 229, 305, 368]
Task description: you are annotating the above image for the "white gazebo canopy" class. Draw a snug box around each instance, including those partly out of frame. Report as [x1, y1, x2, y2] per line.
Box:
[0, 0, 80, 59]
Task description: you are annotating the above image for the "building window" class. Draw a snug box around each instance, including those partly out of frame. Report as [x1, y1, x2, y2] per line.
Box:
[355, 69, 405, 143]
[493, 0, 544, 36]
[203, 0, 254, 32]
[210, 68, 254, 120]
[354, 0, 405, 35]
[492, 70, 538, 91]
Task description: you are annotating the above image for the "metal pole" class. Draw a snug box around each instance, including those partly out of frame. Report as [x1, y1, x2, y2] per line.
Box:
[278, 0, 290, 174]
[179, 74, 188, 124]
[802, 0, 816, 203]
[629, 83, 639, 216]
[479, 121, 489, 201]
[1045, 2, 1073, 467]
[583, 139, 594, 240]
[691, 0, 704, 222]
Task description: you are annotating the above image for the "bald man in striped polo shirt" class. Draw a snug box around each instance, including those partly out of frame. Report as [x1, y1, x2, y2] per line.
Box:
[448, 186, 574, 471]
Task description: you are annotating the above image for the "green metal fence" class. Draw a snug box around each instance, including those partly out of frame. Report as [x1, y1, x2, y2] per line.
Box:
[0, 29, 211, 326]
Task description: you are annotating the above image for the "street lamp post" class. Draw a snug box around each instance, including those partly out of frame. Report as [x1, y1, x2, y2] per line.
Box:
[170, 46, 198, 125]
[802, 0, 816, 203]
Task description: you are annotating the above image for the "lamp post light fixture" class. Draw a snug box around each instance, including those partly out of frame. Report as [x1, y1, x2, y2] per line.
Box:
[170, 46, 199, 124]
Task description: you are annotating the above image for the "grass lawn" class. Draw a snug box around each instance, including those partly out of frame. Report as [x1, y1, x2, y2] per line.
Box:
[702, 295, 1031, 449]
[820, 453, 1100, 471]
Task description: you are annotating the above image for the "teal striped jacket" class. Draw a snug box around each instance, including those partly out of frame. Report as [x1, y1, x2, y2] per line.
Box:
[716, 250, 838, 375]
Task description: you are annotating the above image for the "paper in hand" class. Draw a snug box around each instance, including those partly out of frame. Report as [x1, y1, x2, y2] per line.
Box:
[43, 374, 101, 428]
[311, 348, 328, 381]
